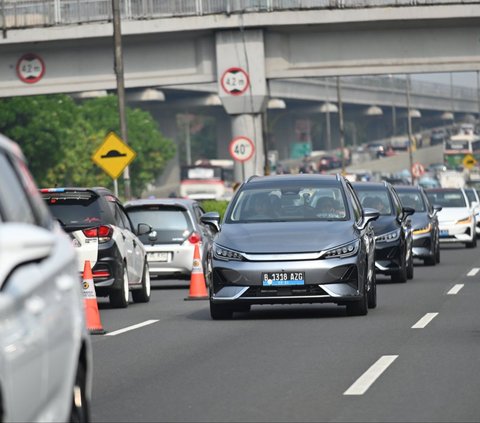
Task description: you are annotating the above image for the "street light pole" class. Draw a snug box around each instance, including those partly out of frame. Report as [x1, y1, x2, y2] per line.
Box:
[406, 74, 415, 185]
[337, 76, 345, 174]
[112, 0, 131, 200]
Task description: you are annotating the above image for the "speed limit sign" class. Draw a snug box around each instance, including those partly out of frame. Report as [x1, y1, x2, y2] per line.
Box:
[229, 137, 255, 162]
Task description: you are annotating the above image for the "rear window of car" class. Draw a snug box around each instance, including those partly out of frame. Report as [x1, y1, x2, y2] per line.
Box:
[127, 206, 194, 243]
[41, 191, 105, 226]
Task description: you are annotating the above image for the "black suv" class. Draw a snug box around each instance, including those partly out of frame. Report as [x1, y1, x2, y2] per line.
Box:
[40, 187, 151, 308]
[352, 181, 415, 283]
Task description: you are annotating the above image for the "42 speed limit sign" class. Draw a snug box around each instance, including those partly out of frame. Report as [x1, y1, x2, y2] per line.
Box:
[229, 137, 255, 162]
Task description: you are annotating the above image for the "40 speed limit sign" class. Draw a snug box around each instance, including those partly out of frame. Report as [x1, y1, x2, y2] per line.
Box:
[229, 136, 255, 162]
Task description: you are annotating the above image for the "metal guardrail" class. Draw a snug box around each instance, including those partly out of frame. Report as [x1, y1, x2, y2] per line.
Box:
[1, 0, 478, 30]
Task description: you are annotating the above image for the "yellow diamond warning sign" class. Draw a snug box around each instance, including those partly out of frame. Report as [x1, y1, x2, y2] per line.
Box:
[462, 154, 477, 170]
[92, 132, 136, 179]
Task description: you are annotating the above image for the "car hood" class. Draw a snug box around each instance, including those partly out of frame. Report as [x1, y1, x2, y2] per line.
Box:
[408, 212, 430, 230]
[369, 215, 399, 235]
[216, 221, 358, 253]
[437, 207, 471, 222]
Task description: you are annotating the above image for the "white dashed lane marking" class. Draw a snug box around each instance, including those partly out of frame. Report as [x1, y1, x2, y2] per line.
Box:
[447, 284, 464, 295]
[105, 320, 159, 336]
[467, 268, 480, 277]
[411, 313, 438, 329]
[344, 355, 398, 396]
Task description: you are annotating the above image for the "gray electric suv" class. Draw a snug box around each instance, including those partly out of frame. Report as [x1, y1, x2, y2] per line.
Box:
[201, 174, 379, 319]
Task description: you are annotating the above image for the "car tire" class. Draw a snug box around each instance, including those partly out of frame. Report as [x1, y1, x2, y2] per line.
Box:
[391, 255, 407, 283]
[466, 235, 477, 249]
[435, 241, 441, 263]
[406, 249, 414, 279]
[367, 269, 377, 309]
[110, 264, 129, 308]
[132, 262, 151, 303]
[69, 362, 90, 423]
[424, 255, 436, 266]
[210, 301, 234, 320]
[347, 289, 368, 316]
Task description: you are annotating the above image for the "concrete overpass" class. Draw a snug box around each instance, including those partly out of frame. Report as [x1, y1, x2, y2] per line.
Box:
[1, 0, 480, 181]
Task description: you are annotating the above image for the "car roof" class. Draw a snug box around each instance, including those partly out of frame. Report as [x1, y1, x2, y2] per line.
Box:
[124, 198, 198, 208]
[40, 186, 118, 200]
[351, 181, 388, 189]
[393, 185, 423, 192]
[246, 174, 341, 184]
[0, 133, 25, 161]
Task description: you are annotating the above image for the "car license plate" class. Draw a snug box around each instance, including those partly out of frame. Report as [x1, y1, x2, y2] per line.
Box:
[262, 272, 305, 286]
[439, 230, 449, 237]
[147, 252, 169, 262]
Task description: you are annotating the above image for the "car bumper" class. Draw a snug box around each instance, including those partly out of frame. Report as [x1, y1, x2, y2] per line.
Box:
[145, 243, 200, 277]
[209, 254, 365, 305]
[412, 232, 434, 259]
[438, 222, 474, 243]
[374, 241, 404, 274]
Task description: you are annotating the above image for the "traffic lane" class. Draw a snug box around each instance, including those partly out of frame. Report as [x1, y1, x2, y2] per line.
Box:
[90, 248, 479, 422]
[333, 261, 480, 422]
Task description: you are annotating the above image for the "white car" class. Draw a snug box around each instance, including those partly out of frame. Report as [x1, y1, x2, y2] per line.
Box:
[464, 187, 480, 236]
[425, 188, 477, 248]
[0, 134, 92, 421]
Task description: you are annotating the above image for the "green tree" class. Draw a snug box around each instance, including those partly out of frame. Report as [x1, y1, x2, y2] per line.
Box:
[0, 94, 175, 197]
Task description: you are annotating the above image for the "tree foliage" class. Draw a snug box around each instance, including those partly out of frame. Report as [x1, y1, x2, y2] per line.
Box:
[0, 94, 175, 198]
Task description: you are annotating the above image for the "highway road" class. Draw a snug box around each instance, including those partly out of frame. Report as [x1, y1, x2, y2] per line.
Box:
[90, 245, 480, 422]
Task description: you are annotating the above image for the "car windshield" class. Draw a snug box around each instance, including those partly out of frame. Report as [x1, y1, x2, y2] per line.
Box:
[42, 192, 104, 226]
[397, 191, 426, 212]
[464, 189, 477, 205]
[226, 183, 349, 222]
[127, 206, 194, 243]
[426, 190, 467, 207]
[354, 188, 393, 215]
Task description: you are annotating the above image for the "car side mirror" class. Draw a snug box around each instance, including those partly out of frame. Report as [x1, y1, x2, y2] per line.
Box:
[402, 206, 415, 217]
[136, 223, 152, 236]
[200, 211, 221, 233]
[361, 208, 380, 229]
[433, 204, 443, 213]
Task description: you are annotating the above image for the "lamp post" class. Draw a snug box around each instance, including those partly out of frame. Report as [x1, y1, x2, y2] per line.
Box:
[406, 74, 415, 185]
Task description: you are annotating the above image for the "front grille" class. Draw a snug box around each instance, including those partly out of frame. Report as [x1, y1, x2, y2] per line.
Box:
[245, 285, 329, 297]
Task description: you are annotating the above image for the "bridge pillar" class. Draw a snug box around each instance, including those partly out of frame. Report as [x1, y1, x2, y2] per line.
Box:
[215, 29, 268, 182]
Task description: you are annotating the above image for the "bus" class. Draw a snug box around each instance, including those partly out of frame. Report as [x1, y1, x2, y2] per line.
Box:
[179, 159, 234, 201]
[443, 125, 480, 169]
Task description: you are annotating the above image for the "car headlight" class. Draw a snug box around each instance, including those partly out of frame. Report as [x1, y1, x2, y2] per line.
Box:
[413, 223, 431, 235]
[322, 240, 360, 259]
[456, 216, 472, 225]
[375, 229, 400, 243]
[213, 243, 244, 261]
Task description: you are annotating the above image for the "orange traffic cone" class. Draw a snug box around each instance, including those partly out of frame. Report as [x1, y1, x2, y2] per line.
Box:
[184, 243, 208, 300]
[82, 260, 106, 335]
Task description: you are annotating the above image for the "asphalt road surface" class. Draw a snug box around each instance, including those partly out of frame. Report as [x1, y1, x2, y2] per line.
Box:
[90, 245, 480, 422]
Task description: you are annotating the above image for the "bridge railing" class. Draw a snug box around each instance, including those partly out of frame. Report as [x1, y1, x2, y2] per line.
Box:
[1, 0, 477, 30]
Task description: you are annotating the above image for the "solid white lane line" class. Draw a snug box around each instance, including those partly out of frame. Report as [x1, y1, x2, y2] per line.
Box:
[343, 355, 398, 396]
[447, 284, 464, 295]
[105, 319, 159, 336]
[467, 268, 480, 277]
[411, 313, 438, 329]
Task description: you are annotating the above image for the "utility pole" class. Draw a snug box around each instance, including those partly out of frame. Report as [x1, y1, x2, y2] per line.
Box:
[406, 74, 415, 185]
[337, 76, 345, 174]
[112, 0, 131, 200]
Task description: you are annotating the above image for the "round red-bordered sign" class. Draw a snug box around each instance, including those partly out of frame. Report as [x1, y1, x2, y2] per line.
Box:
[411, 162, 425, 178]
[16, 53, 45, 84]
[221, 67, 250, 96]
[229, 136, 255, 162]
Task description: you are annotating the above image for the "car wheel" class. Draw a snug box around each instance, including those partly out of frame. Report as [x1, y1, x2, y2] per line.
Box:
[210, 301, 234, 320]
[132, 262, 151, 303]
[391, 255, 407, 283]
[466, 235, 477, 249]
[424, 255, 436, 266]
[69, 362, 90, 423]
[435, 241, 441, 263]
[406, 249, 414, 279]
[367, 269, 377, 309]
[109, 264, 129, 308]
[346, 290, 368, 316]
